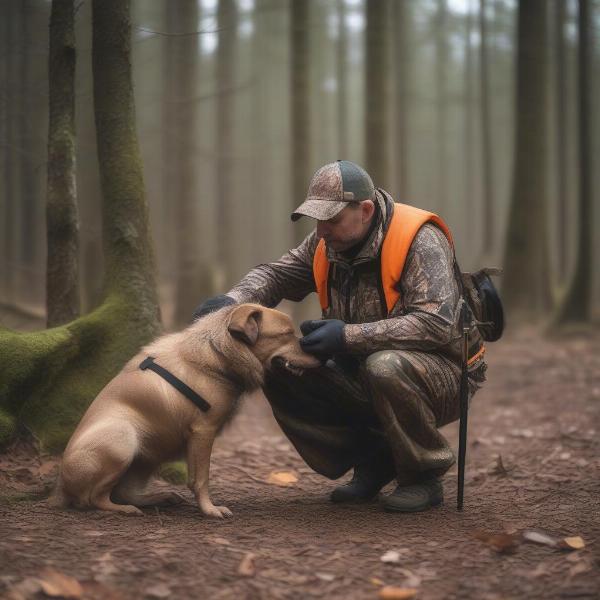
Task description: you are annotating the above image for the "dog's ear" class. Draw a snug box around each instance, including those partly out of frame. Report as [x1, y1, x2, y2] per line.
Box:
[227, 305, 262, 346]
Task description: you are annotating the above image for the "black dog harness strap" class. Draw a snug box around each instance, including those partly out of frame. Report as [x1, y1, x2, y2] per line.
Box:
[139, 356, 211, 413]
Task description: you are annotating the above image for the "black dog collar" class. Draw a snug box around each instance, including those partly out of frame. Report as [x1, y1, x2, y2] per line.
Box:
[139, 356, 211, 413]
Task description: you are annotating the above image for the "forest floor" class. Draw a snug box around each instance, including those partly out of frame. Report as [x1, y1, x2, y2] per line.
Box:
[1, 315, 599, 600]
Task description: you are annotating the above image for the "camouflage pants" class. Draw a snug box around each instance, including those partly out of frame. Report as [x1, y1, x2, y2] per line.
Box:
[263, 350, 486, 485]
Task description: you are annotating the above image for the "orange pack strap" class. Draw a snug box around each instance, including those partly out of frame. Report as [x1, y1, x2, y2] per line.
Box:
[467, 344, 485, 367]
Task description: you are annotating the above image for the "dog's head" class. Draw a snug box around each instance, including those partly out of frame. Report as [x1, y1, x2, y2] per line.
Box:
[227, 304, 322, 375]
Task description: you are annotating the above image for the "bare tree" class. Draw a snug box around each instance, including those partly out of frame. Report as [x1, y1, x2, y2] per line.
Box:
[337, 0, 348, 158]
[46, 0, 79, 327]
[291, 0, 311, 244]
[554, 0, 568, 280]
[365, 0, 390, 188]
[435, 0, 448, 212]
[216, 0, 238, 285]
[169, 1, 214, 326]
[393, 0, 410, 201]
[502, 0, 551, 318]
[479, 0, 495, 255]
[554, 0, 594, 324]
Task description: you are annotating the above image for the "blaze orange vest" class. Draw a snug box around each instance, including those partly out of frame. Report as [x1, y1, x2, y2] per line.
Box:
[313, 203, 454, 315]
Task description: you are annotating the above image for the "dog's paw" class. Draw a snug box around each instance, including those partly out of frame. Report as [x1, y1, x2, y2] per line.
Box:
[202, 505, 233, 519]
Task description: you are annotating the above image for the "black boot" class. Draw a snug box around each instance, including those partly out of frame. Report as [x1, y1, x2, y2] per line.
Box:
[382, 476, 444, 512]
[330, 450, 396, 504]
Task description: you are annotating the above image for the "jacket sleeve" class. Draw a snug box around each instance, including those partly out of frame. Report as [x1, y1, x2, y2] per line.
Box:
[225, 231, 318, 307]
[343, 224, 460, 354]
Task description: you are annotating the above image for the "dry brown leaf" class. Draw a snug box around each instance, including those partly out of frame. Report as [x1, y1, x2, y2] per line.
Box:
[266, 470, 298, 486]
[237, 553, 256, 577]
[473, 530, 519, 554]
[378, 586, 418, 600]
[561, 536, 585, 550]
[38, 568, 83, 599]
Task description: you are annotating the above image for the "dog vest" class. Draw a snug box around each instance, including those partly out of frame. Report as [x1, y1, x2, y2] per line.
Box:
[139, 356, 211, 412]
[313, 202, 454, 314]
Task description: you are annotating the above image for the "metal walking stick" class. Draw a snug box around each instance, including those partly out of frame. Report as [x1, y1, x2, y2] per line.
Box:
[457, 300, 469, 511]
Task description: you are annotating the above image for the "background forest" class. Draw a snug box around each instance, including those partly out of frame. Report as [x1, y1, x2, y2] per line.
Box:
[1, 0, 598, 333]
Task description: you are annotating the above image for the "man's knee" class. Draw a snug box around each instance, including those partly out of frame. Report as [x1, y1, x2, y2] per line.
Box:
[364, 350, 416, 387]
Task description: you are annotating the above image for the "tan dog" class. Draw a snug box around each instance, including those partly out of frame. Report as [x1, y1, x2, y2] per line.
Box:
[51, 304, 321, 518]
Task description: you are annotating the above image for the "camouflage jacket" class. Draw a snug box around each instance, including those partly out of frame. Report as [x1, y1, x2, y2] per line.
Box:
[227, 190, 485, 370]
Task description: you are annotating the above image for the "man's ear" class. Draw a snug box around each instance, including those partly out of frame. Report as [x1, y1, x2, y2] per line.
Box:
[227, 305, 262, 346]
[361, 199, 375, 223]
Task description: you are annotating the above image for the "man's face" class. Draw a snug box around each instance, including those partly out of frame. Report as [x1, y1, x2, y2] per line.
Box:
[316, 201, 374, 252]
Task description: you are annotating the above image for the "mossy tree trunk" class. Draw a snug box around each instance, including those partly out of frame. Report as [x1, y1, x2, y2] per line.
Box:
[46, 0, 80, 328]
[0, 0, 160, 452]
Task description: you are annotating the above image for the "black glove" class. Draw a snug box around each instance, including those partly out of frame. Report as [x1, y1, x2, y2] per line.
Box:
[192, 294, 236, 321]
[299, 319, 346, 356]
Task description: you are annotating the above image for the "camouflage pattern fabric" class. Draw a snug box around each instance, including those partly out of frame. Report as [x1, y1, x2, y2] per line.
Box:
[227, 189, 487, 483]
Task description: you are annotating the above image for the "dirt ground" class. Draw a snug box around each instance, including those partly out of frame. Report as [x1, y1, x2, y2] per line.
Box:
[1, 325, 599, 600]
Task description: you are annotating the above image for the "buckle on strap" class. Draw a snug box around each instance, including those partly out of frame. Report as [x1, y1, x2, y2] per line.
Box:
[139, 356, 211, 413]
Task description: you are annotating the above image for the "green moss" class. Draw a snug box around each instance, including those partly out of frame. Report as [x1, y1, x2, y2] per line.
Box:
[0, 409, 17, 450]
[1, 291, 160, 453]
[159, 461, 188, 485]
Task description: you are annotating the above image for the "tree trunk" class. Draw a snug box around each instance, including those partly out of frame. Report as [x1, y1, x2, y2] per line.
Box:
[336, 0, 348, 159]
[554, 0, 593, 324]
[463, 0, 475, 230]
[290, 0, 311, 244]
[393, 0, 410, 202]
[171, 1, 214, 327]
[46, 0, 80, 327]
[479, 0, 495, 255]
[555, 0, 568, 280]
[365, 0, 389, 188]
[0, 0, 161, 451]
[216, 0, 238, 286]
[502, 0, 551, 319]
[435, 0, 448, 212]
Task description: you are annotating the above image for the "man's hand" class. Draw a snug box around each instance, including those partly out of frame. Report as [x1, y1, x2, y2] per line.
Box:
[192, 294, 236, 321]
[299, 319, 346, 356]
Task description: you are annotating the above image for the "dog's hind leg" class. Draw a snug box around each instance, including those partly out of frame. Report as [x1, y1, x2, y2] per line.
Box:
[61, 421, 142, 515]
[113, 464, 187, 508]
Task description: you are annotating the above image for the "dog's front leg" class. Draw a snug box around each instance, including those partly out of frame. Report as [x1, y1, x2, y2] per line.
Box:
[187, 427, 233, 519]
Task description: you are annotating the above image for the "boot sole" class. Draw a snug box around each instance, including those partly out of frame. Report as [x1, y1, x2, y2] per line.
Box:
[382, 495, 443, 513]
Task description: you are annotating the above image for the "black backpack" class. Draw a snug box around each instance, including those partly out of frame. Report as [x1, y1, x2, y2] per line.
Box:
[458, 267, 505, 342]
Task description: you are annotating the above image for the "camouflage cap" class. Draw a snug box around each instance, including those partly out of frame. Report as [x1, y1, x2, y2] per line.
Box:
[291, 160, 375, 222]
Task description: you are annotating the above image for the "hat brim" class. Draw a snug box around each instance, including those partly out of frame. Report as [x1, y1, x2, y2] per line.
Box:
[290, 199, 348, 222]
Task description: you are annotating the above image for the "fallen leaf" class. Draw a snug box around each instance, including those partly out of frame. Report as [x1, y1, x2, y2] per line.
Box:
[144, 583, 171, 598]
[522, 529, 558, 548]
[381, 550, 402, 564]
[38, 568, 83, 599]
[237, 553, 256, 577]
[315, 572, 335, 582]
[266, 471, 298, 486]
[378, 586, 418, 600]
[370, 578, 385, 587]
[473, 531, 519, 554]
[561, 536, 585, 550]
